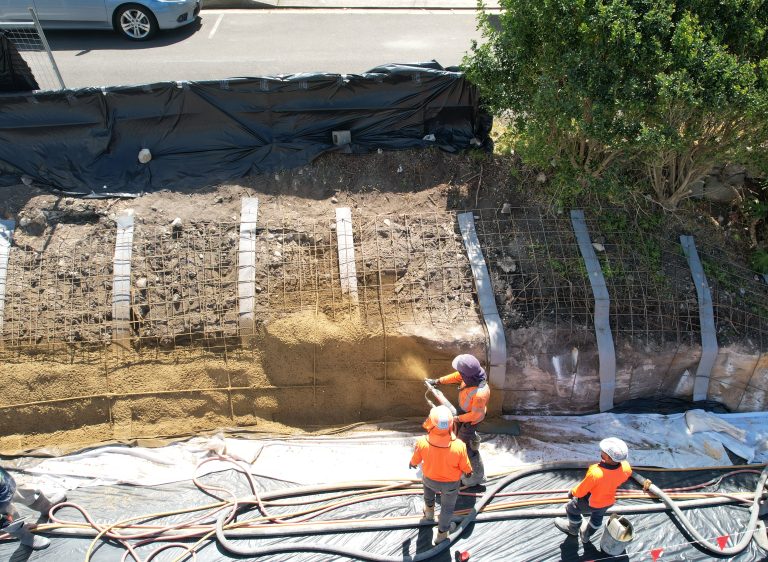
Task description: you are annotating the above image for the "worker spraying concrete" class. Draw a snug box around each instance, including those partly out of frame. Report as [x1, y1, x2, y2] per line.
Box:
[0, 466, 66, 550]
[426, 353, 490, 487]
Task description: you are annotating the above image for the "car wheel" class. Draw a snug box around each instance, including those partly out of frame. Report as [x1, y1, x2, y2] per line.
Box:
[116, 4, 158, 41]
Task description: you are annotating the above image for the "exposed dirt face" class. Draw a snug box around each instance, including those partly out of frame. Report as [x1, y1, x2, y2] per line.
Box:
[1, 147, 765, 453]
[0, 149, 499, 454]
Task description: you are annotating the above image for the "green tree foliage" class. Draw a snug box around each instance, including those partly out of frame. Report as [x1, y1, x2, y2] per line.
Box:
[465, 0, 768, 208]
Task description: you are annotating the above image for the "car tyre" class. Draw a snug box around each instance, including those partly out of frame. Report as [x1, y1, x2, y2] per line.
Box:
[115, 4, 158, 41]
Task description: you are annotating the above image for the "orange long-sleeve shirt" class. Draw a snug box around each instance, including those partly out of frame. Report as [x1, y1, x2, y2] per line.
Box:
[410, 436, 472, 482]
[437, 371, 490, 425]
[571, 461, 632, 508]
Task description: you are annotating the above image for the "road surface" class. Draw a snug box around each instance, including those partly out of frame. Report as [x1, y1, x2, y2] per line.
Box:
[44, 9, 484, 89]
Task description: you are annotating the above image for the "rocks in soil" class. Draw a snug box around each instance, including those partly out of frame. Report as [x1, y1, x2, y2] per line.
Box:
[18, 211, 47, 235]
[498, 256, 517, 273]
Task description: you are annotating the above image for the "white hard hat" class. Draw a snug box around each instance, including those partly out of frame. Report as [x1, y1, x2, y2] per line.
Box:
[429, 406, 453, 431]
[600, 437, 628, 462]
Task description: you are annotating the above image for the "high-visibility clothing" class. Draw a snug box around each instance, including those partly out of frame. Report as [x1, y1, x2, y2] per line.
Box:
[437, 371, 490, 425]
[410, 435, 472, 483]
[571, 461, 632, 508]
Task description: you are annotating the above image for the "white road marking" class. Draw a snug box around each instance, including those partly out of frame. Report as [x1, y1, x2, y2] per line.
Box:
[208, 14, 224, 38]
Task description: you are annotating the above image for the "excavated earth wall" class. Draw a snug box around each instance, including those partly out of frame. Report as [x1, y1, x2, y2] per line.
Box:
[0, 156, 766, 454]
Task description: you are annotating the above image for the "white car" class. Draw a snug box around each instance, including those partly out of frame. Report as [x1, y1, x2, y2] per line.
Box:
[0, 0, 201, 41]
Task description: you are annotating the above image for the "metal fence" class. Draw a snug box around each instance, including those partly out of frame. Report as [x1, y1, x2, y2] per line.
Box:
[0, 8, 65, 92]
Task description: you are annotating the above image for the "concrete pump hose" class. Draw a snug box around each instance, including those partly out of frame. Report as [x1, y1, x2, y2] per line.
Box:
[215, 461, 590, 561]
[631, 466, 768, 557]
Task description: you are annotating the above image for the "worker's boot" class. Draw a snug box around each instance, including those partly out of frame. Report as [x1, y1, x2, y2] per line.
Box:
[554, 517, 579, 536]
[421, 505, 435, 522]
[4, 520, 51, 550]
[580, 520, 599, 543]
[27, 491, 66, 515]
[433, 522, 457, 545]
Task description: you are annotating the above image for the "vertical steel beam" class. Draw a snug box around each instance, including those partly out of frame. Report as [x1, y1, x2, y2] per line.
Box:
[112, 209, 134, 348]
[457, 212, 507, 390]
[680, 235, 717, 401]
[238, 198, 259, 341]
[570, 210, 615, 412]
[0, 220, 14, 349]
[335, 207, 358, 302]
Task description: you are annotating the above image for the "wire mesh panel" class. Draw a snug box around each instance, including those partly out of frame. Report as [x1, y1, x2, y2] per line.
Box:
[581, 211, 701, 347]
[131, 221, 240, 355]
[2, 229, 114, 354]
[695, 243, 768, 351]
[254, 215, 349, 321]
[355, 212, 479, 330]
[472, 208, 593, 333]
[0, 20, 64, 92]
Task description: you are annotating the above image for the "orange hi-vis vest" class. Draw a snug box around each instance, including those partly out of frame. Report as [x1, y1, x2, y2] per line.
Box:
[571, 461, 632, 508]
[410, 435, 472, 483]
[437, 371, 490, 425]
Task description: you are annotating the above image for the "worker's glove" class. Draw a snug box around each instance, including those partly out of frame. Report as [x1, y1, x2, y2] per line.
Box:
[425, 378, 439, 387]
[409, 464, 417, 470]
[567, 490, 574, 500]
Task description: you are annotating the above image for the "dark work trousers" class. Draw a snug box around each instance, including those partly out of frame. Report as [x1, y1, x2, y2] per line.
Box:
[566, 495, 609, 531]
[422, 476, 460, 532]
[456, 422, 482, 476]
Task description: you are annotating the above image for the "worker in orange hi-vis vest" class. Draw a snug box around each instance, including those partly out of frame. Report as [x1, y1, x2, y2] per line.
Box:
[554, 438, 632, 543]
[426, 354, 490, 487]
[410, 405, 473, 545]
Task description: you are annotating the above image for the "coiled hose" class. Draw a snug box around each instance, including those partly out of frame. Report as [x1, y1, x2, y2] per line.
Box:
[215, 461, 587, 561]
[215, 462, 768, 561]
[632, 465, 768, 557]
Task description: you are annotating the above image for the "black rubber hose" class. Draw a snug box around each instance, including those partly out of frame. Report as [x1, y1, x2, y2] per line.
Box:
[215, 461, 590, 561]
[631, 465, 768, 556]
[215, 463, 768, 560]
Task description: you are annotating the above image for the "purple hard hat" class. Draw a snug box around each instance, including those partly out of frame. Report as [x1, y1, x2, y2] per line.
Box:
[452, 354, 482, 377]
[452, 354, 484, 381]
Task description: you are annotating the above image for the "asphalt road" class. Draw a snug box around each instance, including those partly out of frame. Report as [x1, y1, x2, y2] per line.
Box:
[44, 9, 484, 89]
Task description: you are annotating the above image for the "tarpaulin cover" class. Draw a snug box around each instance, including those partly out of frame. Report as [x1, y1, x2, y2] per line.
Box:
[0, 464, 765, 561]
[0, 62, 489, 197]
[0, 33, 38, 93]
[1, 411, 767, 560]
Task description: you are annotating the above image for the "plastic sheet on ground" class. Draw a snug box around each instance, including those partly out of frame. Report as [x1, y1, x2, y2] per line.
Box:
[1, 411, 766, 560]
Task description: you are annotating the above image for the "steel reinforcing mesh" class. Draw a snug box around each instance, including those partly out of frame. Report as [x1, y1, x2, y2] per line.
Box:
[0, 209, 766, 358]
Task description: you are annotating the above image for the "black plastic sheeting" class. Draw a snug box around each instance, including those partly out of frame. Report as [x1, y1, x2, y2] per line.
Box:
[0, 33, 38, 93]
[610, 397, 731, 415]
[1, 466, 765, 561]
[0, 62, 490, 197]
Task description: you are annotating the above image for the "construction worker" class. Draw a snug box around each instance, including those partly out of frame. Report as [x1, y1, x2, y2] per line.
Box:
[554, 438, 632, 543]
[409, 405, 472, 545]
[426, 353, 490, 486]
[0, 466, 66, 550]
